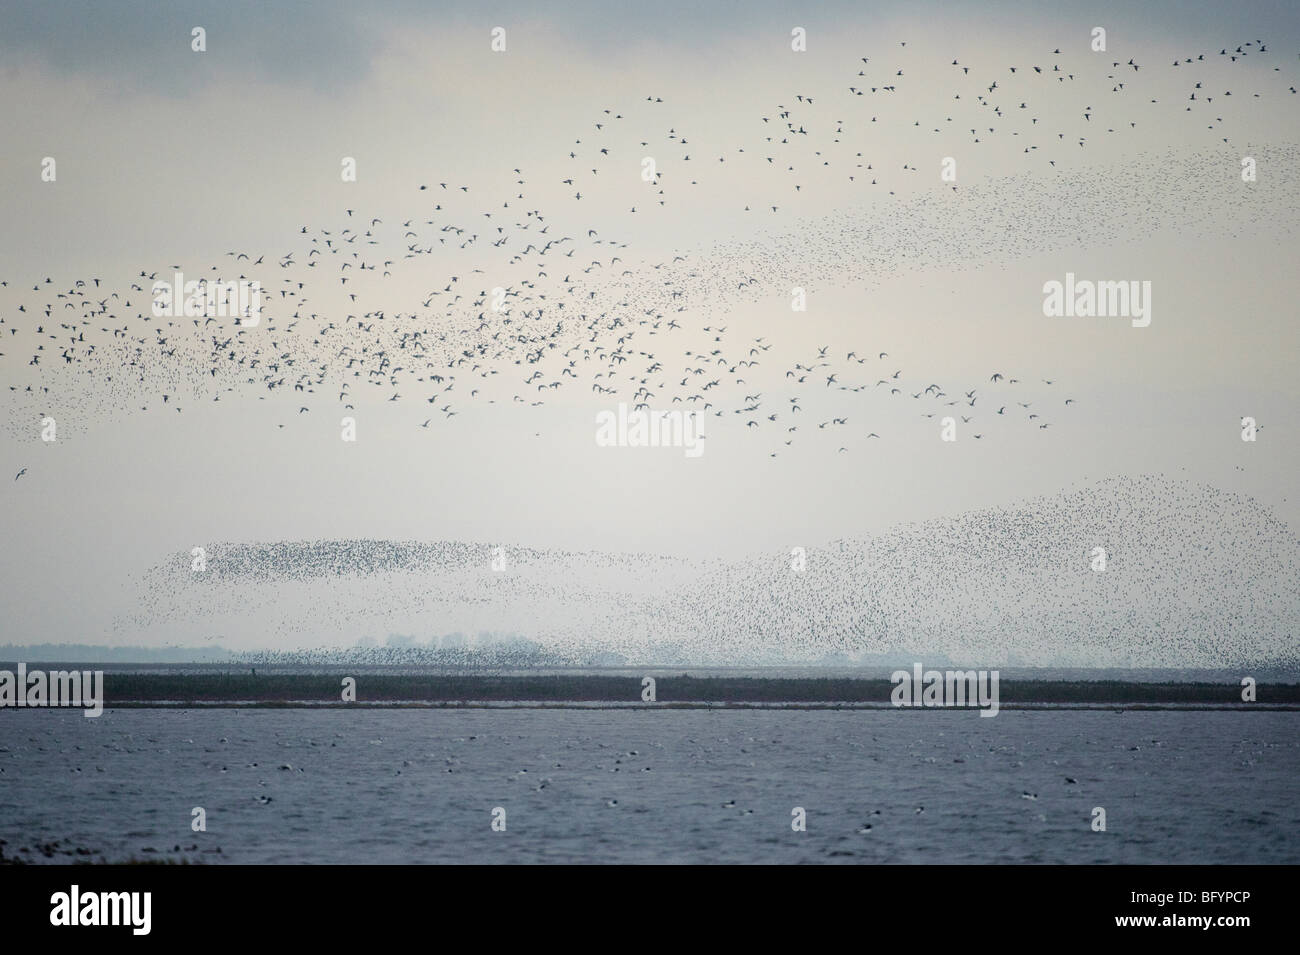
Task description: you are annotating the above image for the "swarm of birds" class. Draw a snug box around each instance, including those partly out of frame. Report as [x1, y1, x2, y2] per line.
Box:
[3, 37, 1296, 463]
[121, 477, 1300, 669]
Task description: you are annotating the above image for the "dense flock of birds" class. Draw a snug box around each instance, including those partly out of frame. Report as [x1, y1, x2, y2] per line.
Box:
[3, 37, 1296, 463]
[126, 477, 1300, 668]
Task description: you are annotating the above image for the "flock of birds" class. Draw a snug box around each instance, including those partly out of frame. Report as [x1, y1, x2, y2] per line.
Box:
[3, 36, 1295, 471]
[123, 476, 1299, 668]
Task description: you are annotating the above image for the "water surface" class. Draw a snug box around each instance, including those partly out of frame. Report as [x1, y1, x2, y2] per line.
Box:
[1, 708, 1294, 864]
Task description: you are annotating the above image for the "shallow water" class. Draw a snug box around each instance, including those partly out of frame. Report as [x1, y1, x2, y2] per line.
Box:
[1, 708, 1295, 864]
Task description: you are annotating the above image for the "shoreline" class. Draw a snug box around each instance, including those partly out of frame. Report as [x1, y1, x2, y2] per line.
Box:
[96, 700, 1300, 711]
[3, 671, 1295, 707]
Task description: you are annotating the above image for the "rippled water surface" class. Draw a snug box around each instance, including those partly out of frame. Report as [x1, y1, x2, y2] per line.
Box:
[2, 708, 1295, 863]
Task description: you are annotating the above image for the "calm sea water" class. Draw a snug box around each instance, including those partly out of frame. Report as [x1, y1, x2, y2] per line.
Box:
[1, 708, 1295, 864]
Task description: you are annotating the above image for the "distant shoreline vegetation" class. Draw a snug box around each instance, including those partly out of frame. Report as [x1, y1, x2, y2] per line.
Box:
[0, 668, 1296, 707]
